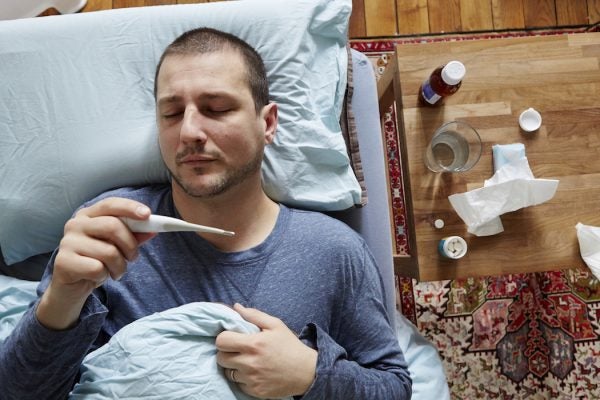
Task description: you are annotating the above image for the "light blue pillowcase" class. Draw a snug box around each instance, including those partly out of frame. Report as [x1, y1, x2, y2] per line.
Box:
[0, 0, 360, 265]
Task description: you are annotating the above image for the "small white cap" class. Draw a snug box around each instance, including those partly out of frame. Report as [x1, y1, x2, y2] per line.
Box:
[434, 219, 445, 229]
[441, 61, 466, 85]
[519, 108, 542, 132]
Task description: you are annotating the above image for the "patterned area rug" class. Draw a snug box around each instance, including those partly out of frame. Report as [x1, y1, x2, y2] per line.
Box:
[351, 26, 600, 399]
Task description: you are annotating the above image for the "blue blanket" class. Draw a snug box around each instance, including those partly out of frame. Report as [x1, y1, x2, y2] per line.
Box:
[0, 278, 449, 399]
[70, 302, 280, 400]
[0, 276, 37, 343]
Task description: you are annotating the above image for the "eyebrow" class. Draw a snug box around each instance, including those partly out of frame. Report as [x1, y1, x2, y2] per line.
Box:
[157, 92, 236, 108]
[157, 95, 181, 109]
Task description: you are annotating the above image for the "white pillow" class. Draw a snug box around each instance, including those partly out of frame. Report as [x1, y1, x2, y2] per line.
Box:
[0, 0, 360, 265]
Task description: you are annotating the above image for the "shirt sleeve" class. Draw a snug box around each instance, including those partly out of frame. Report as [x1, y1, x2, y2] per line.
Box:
[297, 243, 412, 399]
[0, 255, 108, 400]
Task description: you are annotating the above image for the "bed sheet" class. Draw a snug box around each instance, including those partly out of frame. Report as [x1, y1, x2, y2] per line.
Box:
[0, 279, 449, 399]
[0, 276, 38, 342]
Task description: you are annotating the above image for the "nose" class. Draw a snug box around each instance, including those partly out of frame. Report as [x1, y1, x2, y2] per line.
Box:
[180, 106, 208, 144]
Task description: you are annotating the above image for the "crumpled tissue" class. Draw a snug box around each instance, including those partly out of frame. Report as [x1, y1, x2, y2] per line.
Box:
[576, 223, 600, 280]
[448, 143, 559, 236]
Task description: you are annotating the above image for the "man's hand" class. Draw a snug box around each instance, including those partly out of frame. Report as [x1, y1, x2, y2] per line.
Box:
[216, 303, 318, 399]
[36, 198, 156, 330]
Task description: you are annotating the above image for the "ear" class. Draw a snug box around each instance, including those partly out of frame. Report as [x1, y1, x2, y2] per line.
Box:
[261, 102, 278, 145]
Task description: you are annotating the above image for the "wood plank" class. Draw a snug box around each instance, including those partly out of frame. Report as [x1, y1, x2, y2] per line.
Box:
[523, 0, 556, 28]
[396, 0, 429, 35]
[349, 0, 367, 38]
[81, 0, 113, 12]
[428, 0, 461, 33]
[365, 0, 398, 36]
[590, 0, 600, 24]
[113, 0, 144, 7]
[145, 0, 176, 5]
[555, 0, 588, 25]
[460, 0, 493, 31]
[491, 0, 524, 29]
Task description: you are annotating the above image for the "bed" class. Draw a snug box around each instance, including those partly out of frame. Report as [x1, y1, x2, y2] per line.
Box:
[0, 0, 449, 398]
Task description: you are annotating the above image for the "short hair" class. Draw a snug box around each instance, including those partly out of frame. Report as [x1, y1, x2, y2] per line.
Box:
[154, 27, 269, 114]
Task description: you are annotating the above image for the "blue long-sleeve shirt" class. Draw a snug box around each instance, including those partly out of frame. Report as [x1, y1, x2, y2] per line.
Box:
[0, 185, 411, 399]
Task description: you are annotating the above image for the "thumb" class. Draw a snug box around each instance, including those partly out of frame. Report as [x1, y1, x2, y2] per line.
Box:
[233, 303, 281, 330]
[134, 232, 157, 245]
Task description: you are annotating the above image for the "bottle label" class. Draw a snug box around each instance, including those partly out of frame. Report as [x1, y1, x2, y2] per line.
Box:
[421, 79, 441, 105]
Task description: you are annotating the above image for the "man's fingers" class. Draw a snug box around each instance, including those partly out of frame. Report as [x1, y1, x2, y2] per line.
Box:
[67, 216, 139, 262]
[77, 197, 151, 220]
[57, 235, 128, 281]
[55, 249, 111, 285]
[56, 197, 156, 286]
[216, 348, 240, 369]
[233, 303, 282, 330]
[83, 199, 156, 250]
[215, 330, 247, 352]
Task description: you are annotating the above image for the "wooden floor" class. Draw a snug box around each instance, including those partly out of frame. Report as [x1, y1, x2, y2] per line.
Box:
[351, 0, 600, 37]
[41, 0, 600, 38]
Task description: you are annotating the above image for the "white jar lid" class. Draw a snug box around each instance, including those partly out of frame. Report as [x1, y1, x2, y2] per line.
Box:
[441, 61, 466, 85]
[441, 236, 468, 259]
[519, 107, 542, 132]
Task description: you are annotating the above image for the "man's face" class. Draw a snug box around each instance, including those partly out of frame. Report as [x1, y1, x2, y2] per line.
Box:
[155, 50, 276, 199]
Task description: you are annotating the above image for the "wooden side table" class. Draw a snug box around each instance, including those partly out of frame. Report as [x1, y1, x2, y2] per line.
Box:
[378, 32, 600, 281]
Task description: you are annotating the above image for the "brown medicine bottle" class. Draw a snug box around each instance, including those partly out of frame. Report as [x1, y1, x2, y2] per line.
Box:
[419, 61, 466, 106]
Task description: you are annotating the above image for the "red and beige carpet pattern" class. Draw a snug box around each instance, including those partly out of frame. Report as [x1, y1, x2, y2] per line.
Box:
[351, 26, 600, 399]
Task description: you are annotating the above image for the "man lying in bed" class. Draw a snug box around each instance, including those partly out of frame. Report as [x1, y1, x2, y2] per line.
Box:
[0, 28, 412, 399]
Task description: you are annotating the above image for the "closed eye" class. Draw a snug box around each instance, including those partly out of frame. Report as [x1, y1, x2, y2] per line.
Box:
[162, 111, 183, 119]
[207, 107, 231, 114]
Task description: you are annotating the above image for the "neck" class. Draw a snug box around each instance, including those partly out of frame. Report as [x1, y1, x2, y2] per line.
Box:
[170, 179, 280, 252]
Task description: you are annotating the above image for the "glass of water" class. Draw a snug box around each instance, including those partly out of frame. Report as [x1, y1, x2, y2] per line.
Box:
[424, 121, 482, 172]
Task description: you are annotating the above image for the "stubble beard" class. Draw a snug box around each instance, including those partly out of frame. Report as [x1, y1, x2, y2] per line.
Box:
[169, 150, 264, 199]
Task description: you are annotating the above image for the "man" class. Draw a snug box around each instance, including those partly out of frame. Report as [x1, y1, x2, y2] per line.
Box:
[0, 28, 411, 399]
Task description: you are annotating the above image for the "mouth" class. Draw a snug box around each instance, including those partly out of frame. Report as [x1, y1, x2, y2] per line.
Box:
[177, 154, 217, 165]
